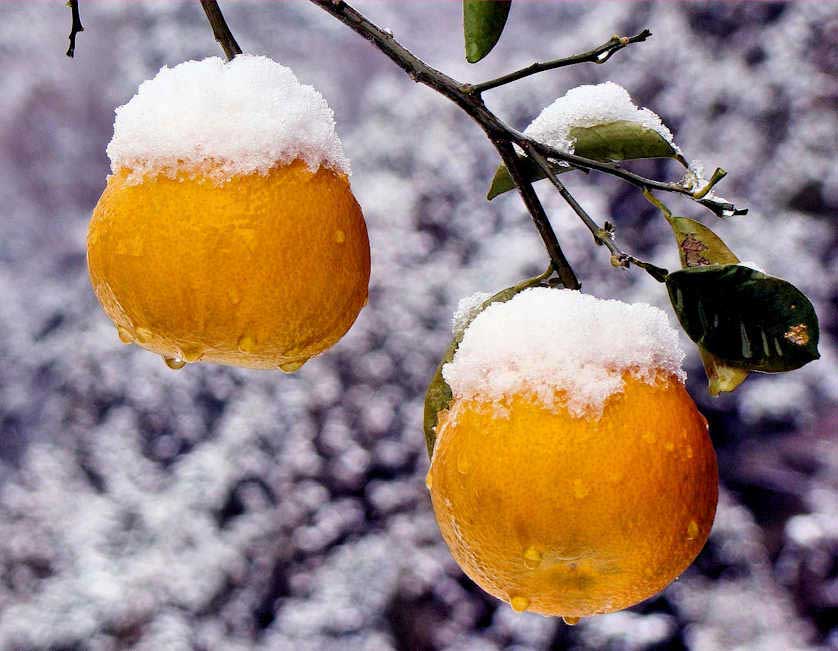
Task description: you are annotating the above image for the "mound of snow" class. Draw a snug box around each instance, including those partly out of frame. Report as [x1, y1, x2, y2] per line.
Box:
[107, 55, 349, 181]
[442, 288, 686, 417]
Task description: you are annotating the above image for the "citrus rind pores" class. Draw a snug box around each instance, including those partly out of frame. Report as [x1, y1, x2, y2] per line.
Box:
[427, 372, 718, 619]
[87, 160, 370, 370]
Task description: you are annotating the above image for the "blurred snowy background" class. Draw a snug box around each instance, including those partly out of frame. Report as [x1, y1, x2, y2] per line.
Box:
[1, 1, 836, 649]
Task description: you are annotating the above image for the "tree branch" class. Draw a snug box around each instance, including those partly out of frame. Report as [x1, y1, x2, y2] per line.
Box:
[497, 142, 581, 289]
[524, 143, 668, 283]
[518, 136, 746, 217]
[66, 0, 84, 58]
[200, 0, 242, 61]
[471, 29, 652, 95]
[300, 0, 744, 284]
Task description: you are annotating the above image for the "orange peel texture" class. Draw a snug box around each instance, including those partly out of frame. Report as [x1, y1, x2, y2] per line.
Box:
[87, 160, 370, 370]
[427, 372, 718, 619]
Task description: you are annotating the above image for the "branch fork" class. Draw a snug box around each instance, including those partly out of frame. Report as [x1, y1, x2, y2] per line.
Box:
[189, 1, 743, 287]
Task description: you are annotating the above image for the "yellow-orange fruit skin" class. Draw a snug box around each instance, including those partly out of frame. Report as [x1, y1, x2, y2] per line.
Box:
[87, 161, 370, 369]
[428, 373, 718, 618]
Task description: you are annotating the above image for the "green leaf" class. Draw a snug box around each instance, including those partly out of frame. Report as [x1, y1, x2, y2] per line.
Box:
[699, 347, 749, 397]
[423, 270, 552, 457]
[667, 264, 820, 373]
[486, 156, 571, 200]
[487, 120, 681, 200]
[664, 215, 747, 393]
[463, 0, 512, 63]
[667, 215, 739, 268]
[570, 120, 677, 162]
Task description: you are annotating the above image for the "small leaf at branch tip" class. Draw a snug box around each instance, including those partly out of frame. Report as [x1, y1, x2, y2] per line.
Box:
[463, 0, 512, 63]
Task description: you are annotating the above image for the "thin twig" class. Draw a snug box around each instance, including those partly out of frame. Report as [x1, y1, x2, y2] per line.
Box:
[66, 0, 84, 58]
[525, 143, 668, 283]
[471, 29, 651, 95]
[200, 0, 242, 61]
[519, 135, 745, 217]
[298, 1, 746, 282]
[306, 2, 746, 219]
[497, 142, 581, 289]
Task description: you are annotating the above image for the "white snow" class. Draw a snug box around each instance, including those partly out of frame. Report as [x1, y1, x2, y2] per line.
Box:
[451, 291, 492, 335]
[523, 81, 677, 155]
[442, 288, 686, 417]
[107, 55, 349, 182]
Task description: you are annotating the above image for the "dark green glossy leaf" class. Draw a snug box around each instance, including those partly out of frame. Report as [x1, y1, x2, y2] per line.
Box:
[423, 271, 552, 457]
[660, 211, 747, 393]
[463, 0, 512, 63]
[667, 264, 820, 373]
[488, 120, 680, 200]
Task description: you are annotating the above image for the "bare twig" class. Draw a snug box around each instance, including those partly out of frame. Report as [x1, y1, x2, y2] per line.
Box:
[305, 2, 746, 218]
[471, 29, 652, 95]
[200, 0, 242, 61]
[525, 143, 669, 282]
[66, 0, 84, 58]
[306, 0, 582, 285]
[498, 142, 581, 289]
[189, 0, 742, 286]
[519, 135, 745, 217]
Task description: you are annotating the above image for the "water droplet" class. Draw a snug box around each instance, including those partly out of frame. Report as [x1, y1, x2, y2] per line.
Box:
[642, 431, 656, 444]
[685, 445, 694, 459]
[163, 355, 186, 370]
[181, 346, 204, 363]
[510, 596, 529, 612]
[664, 441, 675, 452]
[573, 479, 590, 499]
[135, 327, 153, 343]
[562, 616, 580, 626]
[237, 335, 257, 353]
[279, 359, 307, 374]
[456, 453, 470, 475]
[424, 472, 433, 491]
[116, 326, 134, 344]
[334, 229, 346, 244]
[523, 546, 542, 569]
[687, 520, 699, 540]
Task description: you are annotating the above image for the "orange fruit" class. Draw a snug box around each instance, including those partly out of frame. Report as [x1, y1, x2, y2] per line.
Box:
[427, 371, 717, 621]
[87, 160, 370, 370]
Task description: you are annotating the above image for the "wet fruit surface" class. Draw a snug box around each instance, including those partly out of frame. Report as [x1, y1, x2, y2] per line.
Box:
[427, 372, 718, 618]
[87, 160, 370, 370]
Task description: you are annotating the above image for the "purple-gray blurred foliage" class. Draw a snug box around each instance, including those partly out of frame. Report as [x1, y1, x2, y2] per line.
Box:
[0, 1, 836, 649]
